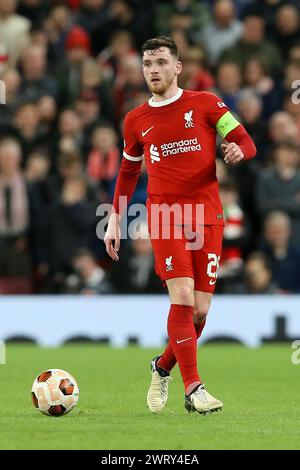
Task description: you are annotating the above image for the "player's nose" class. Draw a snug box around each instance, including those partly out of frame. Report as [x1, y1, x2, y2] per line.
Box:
[150, 72, 160, 80]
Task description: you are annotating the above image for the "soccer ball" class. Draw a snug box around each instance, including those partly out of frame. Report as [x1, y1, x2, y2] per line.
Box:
[31, 369, 79, 417]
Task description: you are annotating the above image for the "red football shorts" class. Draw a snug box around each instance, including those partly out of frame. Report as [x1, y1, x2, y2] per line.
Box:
[150, 225, 224, 293]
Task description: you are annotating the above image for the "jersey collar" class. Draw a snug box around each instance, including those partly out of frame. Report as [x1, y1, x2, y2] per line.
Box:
[148, 88, 183, 107]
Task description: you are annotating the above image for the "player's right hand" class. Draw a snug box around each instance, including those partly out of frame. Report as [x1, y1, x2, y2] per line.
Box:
[104, 213, 121, 261]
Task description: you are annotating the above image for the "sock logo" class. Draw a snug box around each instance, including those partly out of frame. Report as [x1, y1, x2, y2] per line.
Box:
[176, 337, 192, 344]
[165, 256, 174, 271]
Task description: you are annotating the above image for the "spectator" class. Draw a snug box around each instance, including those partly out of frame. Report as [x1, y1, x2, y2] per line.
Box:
[64, 247, 114, 294]
[232, 252, 280, 294]
[17, 0, 49, 28]
[240, 0, 294, 38]
[113, 54, 146, 122]
[109, 221, 164, 293]
[179, 46, 215, 92]
[24, 148, 53, 217]
[37, 176, 97, 292]
[0, 0, 31, 65]
[105, 0, 151, 49]
[25, 148, 50, 184]
[56, 151, 105, 206]
[199, 0, 243, 66]
[260, 211, 300, 293]
[98, 30, 138, 84]
[24, 148, 52, 264]
[214, 61, 242, 112]
[168, 9, 194, 44]
[267, 112, 300, 155]
[236, 89, 267, 162]
[282, 92, 300, 136]
[58, 108, 84, 152]
[75, 0, 108, 55]
[272, 3, 300, 58]
[13, 100, 46, 163]
[45, 4, 72, 68]
[154, 0, 210, 38]
[55, 25, 91, 107]
[75, 88, 108, 153]
[87, 125, 120, 195]
[243, 57, 282, 118]
[283, 60, 300, 95]
[0, 67, 21, 129]
[19, 43, 58, 101]
[256, 142, 300, 244]
[0, 138, 32, 293]
[80, 58, 114, 123]
[170, 28, 191, 59]
[220, 13, 282, 75]
[219, 181, 246, 279]
[289, 39, 300, 61]
[37, 94, 58, 139]
[29, 26, 49, 50]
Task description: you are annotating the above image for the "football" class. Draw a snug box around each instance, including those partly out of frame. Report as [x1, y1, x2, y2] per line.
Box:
[31, 369, 79, 417]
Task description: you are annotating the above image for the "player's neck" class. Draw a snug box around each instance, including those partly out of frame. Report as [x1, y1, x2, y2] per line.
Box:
[152, 83, 181, 103]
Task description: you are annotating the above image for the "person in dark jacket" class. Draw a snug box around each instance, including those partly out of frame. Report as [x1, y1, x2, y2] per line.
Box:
[260, 211, 300, 293]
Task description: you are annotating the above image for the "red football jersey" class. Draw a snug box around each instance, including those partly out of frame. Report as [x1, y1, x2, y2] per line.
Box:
[123, 89, 237, 226]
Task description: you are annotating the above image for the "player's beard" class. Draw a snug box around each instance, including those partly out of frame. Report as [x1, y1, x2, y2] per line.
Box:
[148, 75, 174, 96]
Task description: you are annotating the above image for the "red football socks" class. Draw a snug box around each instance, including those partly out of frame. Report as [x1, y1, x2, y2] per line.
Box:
[161, 304, 200, 390]
[158, 316, 206, 373]
[194, 318, 206, 338]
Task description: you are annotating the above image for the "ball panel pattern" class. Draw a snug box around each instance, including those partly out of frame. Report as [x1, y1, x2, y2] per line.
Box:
[37, 370, 52, 382]
[59, 378, 74, 396]
[48, 405, 66, 416]
[31, 391, 38, 408]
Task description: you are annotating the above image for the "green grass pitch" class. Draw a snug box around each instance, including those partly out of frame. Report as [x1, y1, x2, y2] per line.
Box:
[0, 344, 299, 450]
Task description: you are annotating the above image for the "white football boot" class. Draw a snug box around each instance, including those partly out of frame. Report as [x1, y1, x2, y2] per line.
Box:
[185, 384, 223, 414]
[147, 356, 172, 414]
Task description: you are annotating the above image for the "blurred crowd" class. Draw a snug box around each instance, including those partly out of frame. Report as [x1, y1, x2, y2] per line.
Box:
[0, 0, 300, 295]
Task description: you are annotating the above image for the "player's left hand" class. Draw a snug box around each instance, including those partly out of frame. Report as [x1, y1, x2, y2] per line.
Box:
[221, 142, 244, 165]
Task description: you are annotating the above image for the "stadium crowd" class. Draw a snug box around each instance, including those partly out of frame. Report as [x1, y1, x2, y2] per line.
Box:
[1, 0, 300, 295]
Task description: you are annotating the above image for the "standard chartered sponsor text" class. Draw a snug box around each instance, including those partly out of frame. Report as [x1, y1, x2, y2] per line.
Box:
[161, 138, 201, 156]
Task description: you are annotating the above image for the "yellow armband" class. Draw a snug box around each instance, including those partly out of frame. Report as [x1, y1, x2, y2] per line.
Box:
[216, 111, 240, 138]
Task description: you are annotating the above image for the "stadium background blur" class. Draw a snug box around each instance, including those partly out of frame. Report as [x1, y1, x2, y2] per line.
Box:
[1, 0, 300, 297]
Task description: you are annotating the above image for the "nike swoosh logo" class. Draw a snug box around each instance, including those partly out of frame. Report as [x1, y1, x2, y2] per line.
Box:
[176, 337, 192, 344]
[142, 126, 154, 137]
[209, 279, 217, 285]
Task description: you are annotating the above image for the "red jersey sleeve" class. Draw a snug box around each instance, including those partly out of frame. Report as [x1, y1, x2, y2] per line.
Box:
[203, 92, 230, 127]
[112, 112, 143, 215]
[123, 111, 143, 162]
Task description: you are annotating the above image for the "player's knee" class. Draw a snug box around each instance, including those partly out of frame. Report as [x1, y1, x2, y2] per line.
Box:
[193, 304, 209, 325]
[173, 284, 194, 305]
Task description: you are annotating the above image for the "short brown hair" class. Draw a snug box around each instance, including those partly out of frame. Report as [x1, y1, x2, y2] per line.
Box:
[141, 36, 179, 58]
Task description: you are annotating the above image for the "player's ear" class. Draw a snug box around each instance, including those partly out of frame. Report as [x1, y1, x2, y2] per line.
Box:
[176, 60, 182, 76]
